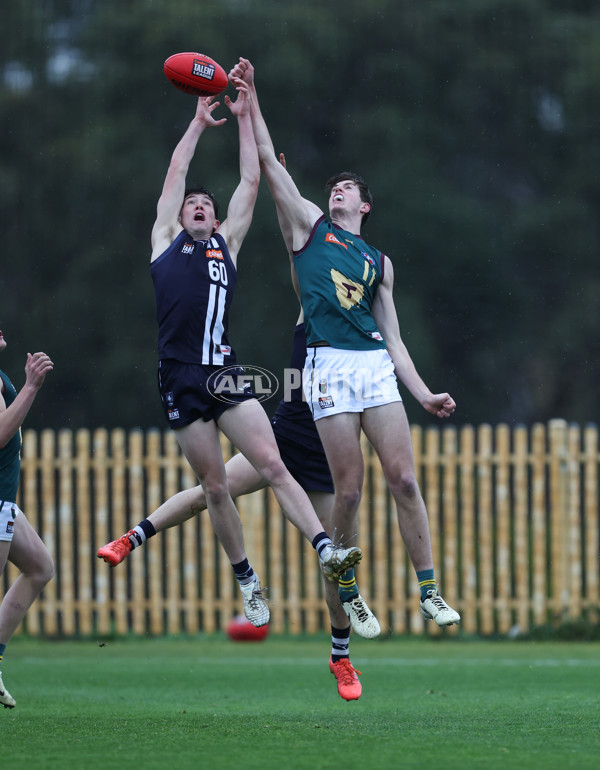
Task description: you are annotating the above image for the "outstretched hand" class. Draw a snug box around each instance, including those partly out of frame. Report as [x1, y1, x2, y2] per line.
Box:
[228, 57, 254, 87]
[224, 77, 250, 117]
[25, 352, 54, 390]
[194, 95, 227, 128]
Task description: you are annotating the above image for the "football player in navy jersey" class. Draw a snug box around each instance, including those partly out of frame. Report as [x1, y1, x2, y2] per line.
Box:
[96, 307, 378, 701]
[98, 80, 361, 628]
[0, 330, 55, 708]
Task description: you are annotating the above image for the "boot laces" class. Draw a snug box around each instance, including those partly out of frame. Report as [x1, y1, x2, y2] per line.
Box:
[335, 658, 362, 683]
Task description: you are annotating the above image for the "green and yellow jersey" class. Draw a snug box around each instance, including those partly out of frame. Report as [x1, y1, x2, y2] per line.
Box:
[293, 215, 386, 350]
[0, 369, 22, 503]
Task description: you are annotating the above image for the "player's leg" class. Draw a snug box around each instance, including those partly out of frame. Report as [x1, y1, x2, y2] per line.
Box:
[174, 418, 248, 564]
[176, 418, 269, 627]
[97, 453, 266, 565]
[217, 400, 361, 578]
[146, 452, 266, 532]
[309, 491, 361, 700]
[0, 539, 14, 708]
[0, 511, 54, 708]
[97, 485, 206, 565]
[362, 402, 460, 626]
[309, 485, 380, 640]
[311, 412, 383, 641]
[313, 411, 364, 547]
[98, 419, 244, 567]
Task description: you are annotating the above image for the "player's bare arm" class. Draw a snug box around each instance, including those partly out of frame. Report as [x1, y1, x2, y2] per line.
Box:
[150, 96, 227, 261]
[230, 59, 321, 251]
[0, 352, 53, 448]
[372, 258, 456, 419]
[216, 82, 260, 265]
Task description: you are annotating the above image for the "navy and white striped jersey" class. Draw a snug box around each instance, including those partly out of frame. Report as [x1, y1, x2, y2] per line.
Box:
[151, 231, 237, 365]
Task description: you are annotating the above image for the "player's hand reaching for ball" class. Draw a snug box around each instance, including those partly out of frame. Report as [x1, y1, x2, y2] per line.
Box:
[194, 95, 227, 128]
[228, 57, 254, 87]
[224, 78, 250, 117]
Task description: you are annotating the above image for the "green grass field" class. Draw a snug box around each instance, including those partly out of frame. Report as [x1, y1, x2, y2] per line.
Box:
[1, 635, 599, 770]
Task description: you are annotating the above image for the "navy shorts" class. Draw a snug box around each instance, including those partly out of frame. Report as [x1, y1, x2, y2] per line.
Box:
[273, 429, 334, 494]
[157, 359, 255, 428]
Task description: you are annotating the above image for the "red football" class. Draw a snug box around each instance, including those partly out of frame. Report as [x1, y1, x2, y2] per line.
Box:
[163, 52, 228, 97]
[226, 614, 269, 642]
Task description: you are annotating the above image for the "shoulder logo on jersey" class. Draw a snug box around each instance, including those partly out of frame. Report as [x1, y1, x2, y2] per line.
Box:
[206, 249, 224, 259]
[331, 268, 364, 310]
[362, 252, 376, 266]
[182, 242, 194, 254]
[325, 233, 348, 249]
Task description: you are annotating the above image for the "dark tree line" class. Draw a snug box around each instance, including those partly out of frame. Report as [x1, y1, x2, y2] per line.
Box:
[1, 0, 598, 430]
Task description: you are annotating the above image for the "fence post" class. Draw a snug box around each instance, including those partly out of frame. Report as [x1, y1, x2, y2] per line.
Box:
[531, 423, 548, 626]
[477, 424, 494, 634]
[58, 429, 75, 636]
[548, 418, 569, 620]
[513, 425, 529, 632]
[442, 426, 459, 636]
[584, 424, 599, 621]
[41, 429, 58, 635]
[459, 425, 476, 634]
[75, 429, 93, 636]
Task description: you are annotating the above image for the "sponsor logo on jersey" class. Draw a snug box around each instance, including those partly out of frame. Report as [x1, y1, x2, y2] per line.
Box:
[325, 233, 348, 249]
[370, 331, 384, 341]
[206, 249, 224, 259]
[217, 345, 232, 356]
[318, 395, 335, 409]
[192, 60, 215, 81]
[182, 242, 194, 254]
[362, 252, 376, 266]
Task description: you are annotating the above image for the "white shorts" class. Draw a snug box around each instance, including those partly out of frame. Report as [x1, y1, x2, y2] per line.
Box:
[303, 347, 402, 421]
[0, 500, 20, 542]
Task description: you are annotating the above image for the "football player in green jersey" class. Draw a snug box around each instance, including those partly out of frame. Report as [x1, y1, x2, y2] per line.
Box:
[0, 330, 54, 708]
[230, 60, 461, 684]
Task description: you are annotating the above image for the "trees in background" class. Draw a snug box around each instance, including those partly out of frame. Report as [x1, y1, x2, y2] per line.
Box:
[1, 0, 598, 429]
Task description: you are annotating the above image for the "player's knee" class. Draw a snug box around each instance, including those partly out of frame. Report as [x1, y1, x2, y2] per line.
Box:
[30, 551, 54, 589]
[203, 480, 231, 508]
[336, 485, 362, 513]
[389, 471, 420, 501]
[40, 554, 55, 586]
[255, 453, 288, 486]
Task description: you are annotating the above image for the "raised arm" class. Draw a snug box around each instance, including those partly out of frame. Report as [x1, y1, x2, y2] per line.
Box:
[150, 96, 227, 262]
[215, 81, 260, 265]
[229, 58, 322, 252]
[372, 257, 456, 419]
[0, 352, 53, 448]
